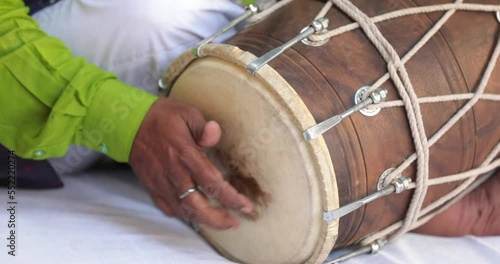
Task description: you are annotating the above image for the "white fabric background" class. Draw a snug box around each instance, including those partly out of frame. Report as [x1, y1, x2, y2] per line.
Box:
[0, 169, 499, 264]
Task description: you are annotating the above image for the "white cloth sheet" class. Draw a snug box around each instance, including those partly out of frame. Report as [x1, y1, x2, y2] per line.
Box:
[0, 169, 499, 264]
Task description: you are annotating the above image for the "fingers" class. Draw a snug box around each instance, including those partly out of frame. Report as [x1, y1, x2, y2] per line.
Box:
[180, 106, 208, 143]
[179, 106, 221, 147]
[145, 161, 179, 218]
[179, 147, 254, 214]
[152, 175, 239, 229]
[178, 191, 239, 229]
[198, 121, 221, 147]
[131, 98, 255, 230]
[153, 196, 176, 217]
[150, 169, 236, 229]
[163, 153, 244, 229]
[201, 179, 254, 214]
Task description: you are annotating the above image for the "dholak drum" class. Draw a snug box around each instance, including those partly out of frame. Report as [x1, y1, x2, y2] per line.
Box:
[160, 0, 500, 263]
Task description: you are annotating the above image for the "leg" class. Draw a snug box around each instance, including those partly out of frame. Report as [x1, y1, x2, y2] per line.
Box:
[414, 170, 500, 236]
[32, 0, 244, 175]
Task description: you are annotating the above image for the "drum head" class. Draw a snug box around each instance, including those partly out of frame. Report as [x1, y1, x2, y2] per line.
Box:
[168, 44, 339, 264]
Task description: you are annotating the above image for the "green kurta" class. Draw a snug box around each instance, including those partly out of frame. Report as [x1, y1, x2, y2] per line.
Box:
[0, 0, 158, 162]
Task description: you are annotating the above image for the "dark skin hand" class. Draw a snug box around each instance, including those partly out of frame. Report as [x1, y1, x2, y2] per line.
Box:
[129, 98, 254, 229]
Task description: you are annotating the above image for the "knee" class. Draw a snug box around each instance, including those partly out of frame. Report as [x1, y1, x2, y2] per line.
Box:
[128, 0, 244, 43]
[33, 0, 244, 93]
[105, 0, 245, 92]
[35, 0, 243, 59]
[106, 0, 244, 55]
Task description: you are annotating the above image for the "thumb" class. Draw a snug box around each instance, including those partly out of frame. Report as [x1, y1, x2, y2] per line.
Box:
[180, 106, 221, 147]
[198, 121, 222, 147]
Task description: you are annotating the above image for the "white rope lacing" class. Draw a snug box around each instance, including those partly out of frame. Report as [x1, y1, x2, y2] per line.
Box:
[253, 0, 500, 244]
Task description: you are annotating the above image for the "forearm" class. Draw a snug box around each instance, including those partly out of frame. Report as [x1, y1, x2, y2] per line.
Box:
[0, 0, 157, 162]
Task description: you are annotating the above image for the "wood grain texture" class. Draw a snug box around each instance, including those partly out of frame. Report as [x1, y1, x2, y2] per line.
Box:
[226, 0, 500, 249]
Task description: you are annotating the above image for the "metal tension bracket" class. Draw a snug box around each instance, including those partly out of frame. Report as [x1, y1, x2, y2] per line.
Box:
[303, 87, 387, 140]
[192, 4, 259, 57]
[323, 174, 411, 222]
[247, 17, 329, 74]
[325, 239, 388, 264]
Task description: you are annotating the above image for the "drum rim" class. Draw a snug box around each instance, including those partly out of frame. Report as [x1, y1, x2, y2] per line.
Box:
[163, 43, 340, 264]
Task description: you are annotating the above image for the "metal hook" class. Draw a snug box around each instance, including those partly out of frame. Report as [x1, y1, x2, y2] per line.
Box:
[192, 4, 259, 57]
[323, 175, 410, 222]
[303, 88, 387, 140]
[325, 239, 387, 264]
[247, 18, 329, 74]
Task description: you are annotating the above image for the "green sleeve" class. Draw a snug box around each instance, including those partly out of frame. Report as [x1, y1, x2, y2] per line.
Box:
[0, 0, 158, 162]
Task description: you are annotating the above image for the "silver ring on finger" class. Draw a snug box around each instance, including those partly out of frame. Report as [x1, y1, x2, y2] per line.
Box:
[179, 187, 197, 200]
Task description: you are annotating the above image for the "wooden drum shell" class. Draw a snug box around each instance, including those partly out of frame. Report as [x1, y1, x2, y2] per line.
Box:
[163, 0, 500, 263]
[226, 0, 500, 248]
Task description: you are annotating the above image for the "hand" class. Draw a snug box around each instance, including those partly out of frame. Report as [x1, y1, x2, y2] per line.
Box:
[130, 98, 253, 229]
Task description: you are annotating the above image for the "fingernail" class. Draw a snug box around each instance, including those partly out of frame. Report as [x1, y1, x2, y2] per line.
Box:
[240, 207, 253, 214]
